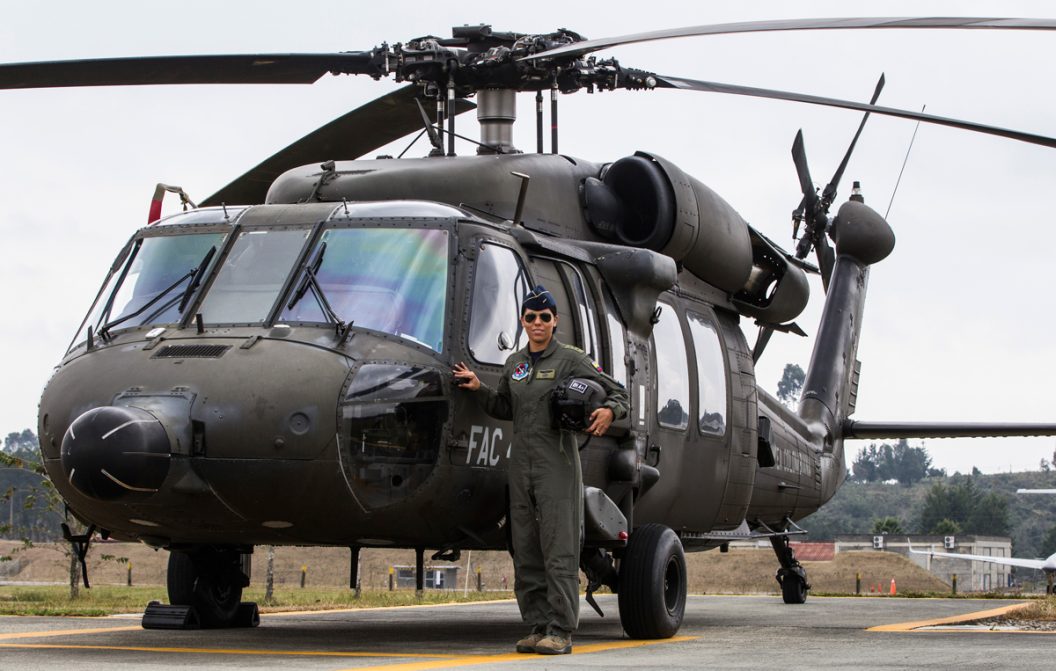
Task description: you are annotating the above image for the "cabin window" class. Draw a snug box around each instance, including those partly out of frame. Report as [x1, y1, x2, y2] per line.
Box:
[76, 232, 225, 343]
[559, 264, 600, 362]
[200, 228, 309, 325]
[469, 243, 529, 364]
[687, 311, 728, 437]
[603, 289, 628, 387]
[651, 301, 690, 431]
[279, 227, 450, 351]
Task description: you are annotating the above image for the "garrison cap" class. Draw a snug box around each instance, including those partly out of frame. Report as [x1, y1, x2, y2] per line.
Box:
[521, 284, 557, 313]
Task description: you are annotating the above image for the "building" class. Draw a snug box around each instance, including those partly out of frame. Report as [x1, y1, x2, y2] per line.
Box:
[835, 534, 1013, 592]
[392, 564, 460, 590]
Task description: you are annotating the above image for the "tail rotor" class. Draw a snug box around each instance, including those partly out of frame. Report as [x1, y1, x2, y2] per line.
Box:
[791, 74, 885, 291]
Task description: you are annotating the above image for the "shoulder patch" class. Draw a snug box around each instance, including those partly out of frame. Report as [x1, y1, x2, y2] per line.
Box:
[561, 344, 585, 353]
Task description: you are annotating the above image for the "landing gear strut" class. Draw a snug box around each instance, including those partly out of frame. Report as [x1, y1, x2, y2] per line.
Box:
[617, 523, 687, 639]
[770, 535, 809, 604]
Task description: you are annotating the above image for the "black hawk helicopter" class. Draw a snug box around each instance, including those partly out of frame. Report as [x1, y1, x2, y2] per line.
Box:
[3, 17, 1056, 636]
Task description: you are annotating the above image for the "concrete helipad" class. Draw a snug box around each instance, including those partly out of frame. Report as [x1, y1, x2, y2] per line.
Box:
[0, 595, 1052, 670]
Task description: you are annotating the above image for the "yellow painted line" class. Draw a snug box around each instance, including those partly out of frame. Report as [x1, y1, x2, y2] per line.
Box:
[335, 636, 698, 671]
[260, 598, 518, 618]
[0, 636, 697, 666]
[0, 625, 141, 641]
[0, 642, 462, 659]
[867, 602, 1032, 632]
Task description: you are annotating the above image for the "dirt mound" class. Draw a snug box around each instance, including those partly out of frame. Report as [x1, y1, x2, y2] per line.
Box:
[1, 540, 949, 595]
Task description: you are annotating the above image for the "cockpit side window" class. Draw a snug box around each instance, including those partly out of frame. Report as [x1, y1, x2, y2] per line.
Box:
[468, 243, 529, 365]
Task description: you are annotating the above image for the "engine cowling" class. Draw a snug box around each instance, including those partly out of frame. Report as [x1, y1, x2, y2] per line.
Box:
[582, 152, 753, 293]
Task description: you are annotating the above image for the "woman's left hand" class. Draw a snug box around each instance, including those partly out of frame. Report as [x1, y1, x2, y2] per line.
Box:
[585, 407, 614, 436]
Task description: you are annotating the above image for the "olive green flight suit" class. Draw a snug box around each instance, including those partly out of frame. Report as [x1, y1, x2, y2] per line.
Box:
[477, 338, 628, 637]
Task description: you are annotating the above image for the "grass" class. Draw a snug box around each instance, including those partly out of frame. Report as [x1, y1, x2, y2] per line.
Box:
[1005, 596, 1056, 622]
[0, 585, 513, 617]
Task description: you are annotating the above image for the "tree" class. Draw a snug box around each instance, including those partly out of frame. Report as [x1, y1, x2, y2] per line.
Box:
[3, 430, 39, 462]
[872, 516, 903, 534]
[932, 518, 963, 535]
[1041, 526, 1056, 557]
[2, 429, 95, 598]
[890, 440, 932, 486]
[852, 446, 881, 482]
[850, 440, 932, 485]
[968, 492, 1010, 536]
[919, 476, 1010, 536]
[2, 430, 61, 541]
[776, 363, 805, 408]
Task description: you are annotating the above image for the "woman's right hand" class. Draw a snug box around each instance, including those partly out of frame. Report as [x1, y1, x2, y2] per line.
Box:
[452, 361, 480, 391]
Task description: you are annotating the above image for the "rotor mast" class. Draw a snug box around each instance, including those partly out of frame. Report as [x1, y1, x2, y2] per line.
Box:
[476, 88, 518, 154]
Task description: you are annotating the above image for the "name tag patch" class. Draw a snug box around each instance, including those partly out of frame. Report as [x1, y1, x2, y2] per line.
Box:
[536, 369, 556, 380]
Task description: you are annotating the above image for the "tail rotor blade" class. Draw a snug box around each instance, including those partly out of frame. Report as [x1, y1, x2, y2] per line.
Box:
[816, 236, 836, 291]
[791, 130, 816, 202]
[823, 73, 885, 206]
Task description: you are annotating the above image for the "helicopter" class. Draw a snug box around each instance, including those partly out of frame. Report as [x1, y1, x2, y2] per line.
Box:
[4, 16, 1056, 637]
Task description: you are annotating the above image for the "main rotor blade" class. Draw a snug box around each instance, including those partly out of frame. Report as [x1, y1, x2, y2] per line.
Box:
[823, 73, 885, 205]
[843, 420, 1056, 439]
[0, 53, 376, 89]
[654, 75, 1056, 149]
[201, 86, 475, 206]
[525, 17, 1056, 61]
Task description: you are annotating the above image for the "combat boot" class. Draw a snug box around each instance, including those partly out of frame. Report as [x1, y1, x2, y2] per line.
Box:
[534, 634, 572, 655]
[515, 632, 545, 653]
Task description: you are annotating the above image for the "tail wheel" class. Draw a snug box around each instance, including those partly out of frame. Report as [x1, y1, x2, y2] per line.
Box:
[778, 567, 809, 604]
[617, 523, 687, 639]
[167, 549, 245, 627]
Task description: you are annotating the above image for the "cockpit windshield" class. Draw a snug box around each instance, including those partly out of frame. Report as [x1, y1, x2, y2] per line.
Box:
[280, 227, 449, 352]
[198, 228, 310, 324]
[71, 217, 451, 355]
[73, 232, 225, 347]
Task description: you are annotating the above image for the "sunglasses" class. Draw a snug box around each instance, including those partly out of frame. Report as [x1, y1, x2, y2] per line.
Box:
[522, 312, 553, 324]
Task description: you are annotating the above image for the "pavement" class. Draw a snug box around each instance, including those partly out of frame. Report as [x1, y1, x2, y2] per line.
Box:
[0, 595, 1053, 670]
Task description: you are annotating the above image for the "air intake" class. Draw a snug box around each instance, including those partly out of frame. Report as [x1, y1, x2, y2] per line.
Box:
[152, 345, 231, 359]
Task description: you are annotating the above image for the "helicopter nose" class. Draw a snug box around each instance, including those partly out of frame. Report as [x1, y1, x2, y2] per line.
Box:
[61, 406, 171, 501]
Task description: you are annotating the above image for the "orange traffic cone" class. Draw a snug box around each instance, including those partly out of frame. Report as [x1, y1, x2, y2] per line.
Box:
[890, 578, 897, 595]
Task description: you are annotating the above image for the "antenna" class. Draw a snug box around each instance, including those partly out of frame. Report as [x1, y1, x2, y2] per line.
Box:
[885, 105, 926, 219]
[511, 172, 531, 224]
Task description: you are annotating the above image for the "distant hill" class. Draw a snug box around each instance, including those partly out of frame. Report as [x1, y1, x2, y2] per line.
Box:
[800, 471, 1056, 557]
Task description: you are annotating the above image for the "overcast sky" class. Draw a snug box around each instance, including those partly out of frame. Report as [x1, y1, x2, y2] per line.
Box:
[1, 1, 1053, 474]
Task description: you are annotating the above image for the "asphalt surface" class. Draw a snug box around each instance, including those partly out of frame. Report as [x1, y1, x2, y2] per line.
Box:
[0, 595, 1052, 670]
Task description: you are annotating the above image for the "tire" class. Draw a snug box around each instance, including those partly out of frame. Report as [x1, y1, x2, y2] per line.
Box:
[166, 551, 197, 605]
[779, 568, 808, 604]
[166, 549, 244, 627]
[617, 523, 687, 639]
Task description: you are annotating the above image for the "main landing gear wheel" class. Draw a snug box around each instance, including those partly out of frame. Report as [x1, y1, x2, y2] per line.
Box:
[617, 523, 687, 639]
[770, 534, 809, 604]
[778, 567, 809, 604]
[167, 548, 247, 627]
